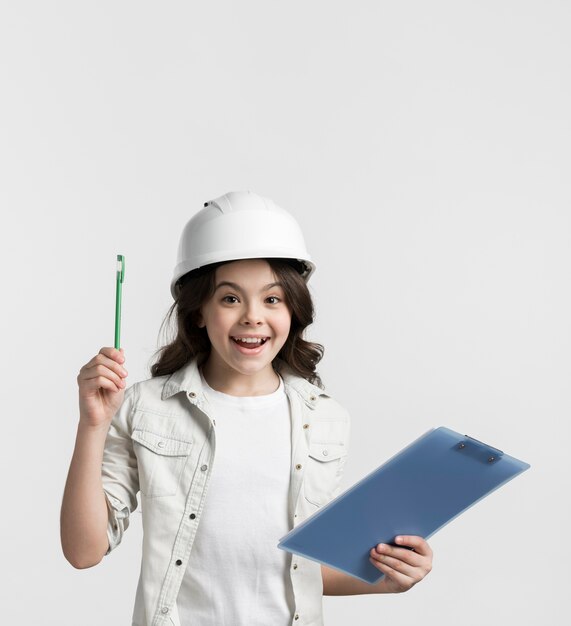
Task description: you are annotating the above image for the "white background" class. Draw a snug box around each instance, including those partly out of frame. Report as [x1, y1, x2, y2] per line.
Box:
[1, 1, 569, 624]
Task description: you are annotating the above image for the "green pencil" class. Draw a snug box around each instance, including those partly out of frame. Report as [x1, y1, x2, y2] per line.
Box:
[115, 255, 125, 349]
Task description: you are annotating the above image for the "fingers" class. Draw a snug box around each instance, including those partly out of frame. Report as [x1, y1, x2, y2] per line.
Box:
[369, 554, 417, 588]
[392, 535, 433, 558]
[84, 374, 125, 395]
[370, 543, 424, 571]
[98, 346, 125, 364]
[78, 347, 128, 392]
[369, 537, 433, 591]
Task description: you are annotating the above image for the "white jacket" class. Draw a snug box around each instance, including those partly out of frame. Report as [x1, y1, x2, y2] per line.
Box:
[102, 356, 351, 626]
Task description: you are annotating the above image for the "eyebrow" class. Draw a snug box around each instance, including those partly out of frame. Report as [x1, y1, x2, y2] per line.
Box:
[214, 281, 284, 293]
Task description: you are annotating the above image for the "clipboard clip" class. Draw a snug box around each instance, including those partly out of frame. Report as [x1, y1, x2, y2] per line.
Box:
[456, 435, 504, 465]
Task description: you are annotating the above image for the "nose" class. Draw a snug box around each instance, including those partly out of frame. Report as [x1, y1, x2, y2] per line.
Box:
[241, 301, 264, 325]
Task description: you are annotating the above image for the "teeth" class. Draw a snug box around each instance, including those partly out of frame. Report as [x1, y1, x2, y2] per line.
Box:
[233, 337, 266, 344]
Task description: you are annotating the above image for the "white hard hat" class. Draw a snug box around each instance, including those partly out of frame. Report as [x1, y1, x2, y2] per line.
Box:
[170, 190, 315, 299]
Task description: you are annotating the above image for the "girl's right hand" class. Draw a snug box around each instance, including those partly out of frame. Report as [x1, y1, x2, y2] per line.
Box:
[77, 347, 129, 429]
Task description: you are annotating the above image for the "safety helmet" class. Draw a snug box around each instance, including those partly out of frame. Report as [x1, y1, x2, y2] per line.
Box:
[170, 190, 315, 299]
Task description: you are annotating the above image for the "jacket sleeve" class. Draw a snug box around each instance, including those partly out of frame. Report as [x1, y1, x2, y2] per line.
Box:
[101, 383, 140, 556]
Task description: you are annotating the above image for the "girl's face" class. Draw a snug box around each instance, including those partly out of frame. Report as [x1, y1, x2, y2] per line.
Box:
[197, 259, 292, 382]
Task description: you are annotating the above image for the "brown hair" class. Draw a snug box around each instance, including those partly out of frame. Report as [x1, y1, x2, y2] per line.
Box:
[149, 258, 325, 389]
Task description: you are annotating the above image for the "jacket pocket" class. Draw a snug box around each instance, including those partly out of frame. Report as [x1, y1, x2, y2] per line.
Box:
[303, 442, 348, 507]
[131, 429, 193, 498]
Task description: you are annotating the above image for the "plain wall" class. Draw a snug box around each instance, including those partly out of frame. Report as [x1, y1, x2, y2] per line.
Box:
[1, 1, 568, 624]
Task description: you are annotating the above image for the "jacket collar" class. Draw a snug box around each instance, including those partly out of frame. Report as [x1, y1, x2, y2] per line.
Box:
[161, 356, 325, 407]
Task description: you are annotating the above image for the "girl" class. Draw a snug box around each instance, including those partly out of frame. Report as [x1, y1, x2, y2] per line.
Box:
[61, 190, 433, 626]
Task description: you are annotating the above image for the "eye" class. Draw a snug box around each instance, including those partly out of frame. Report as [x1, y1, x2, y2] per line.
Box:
[221, 295, 282, 304]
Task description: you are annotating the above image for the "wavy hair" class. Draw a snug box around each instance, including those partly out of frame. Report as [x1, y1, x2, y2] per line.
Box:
[149, 258, 325, 389]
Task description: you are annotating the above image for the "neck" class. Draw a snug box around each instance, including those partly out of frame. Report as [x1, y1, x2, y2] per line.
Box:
[200, 358, 281, 396]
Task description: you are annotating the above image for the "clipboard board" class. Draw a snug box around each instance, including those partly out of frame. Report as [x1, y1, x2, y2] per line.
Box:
[277, 426, 530, 584]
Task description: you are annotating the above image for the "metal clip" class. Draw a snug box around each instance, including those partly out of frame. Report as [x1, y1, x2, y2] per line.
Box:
[455, 436, 503, 465]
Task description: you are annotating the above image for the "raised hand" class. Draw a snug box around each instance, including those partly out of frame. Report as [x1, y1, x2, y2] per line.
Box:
[77, 346, 129, 429]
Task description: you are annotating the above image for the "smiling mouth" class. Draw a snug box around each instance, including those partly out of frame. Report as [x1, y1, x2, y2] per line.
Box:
[230, 337, 269, 347]
[230, 337, 269, 346]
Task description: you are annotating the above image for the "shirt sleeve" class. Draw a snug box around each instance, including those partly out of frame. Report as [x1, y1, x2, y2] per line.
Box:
[101, 383, 140, 556]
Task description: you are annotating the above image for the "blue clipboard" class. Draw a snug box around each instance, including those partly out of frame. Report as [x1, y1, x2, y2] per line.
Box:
[277, 426, 530, 584]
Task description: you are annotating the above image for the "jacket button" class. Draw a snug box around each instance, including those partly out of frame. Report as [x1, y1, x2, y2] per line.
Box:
[310, 395, 316, 401]
[157, 441, 165, 448]
[295, 463, 302, 470]
[303, 423, 309, 429]
[161, 607, 169, 614]
[189, 391, 196, 398]
[189, 513, 196, 519]
[322, 449, 329, 456]
[294, 614, 299, 620]
[293, 563, 298, 569]
[201, 464, 208, 471]
[176, 559, 182, 566]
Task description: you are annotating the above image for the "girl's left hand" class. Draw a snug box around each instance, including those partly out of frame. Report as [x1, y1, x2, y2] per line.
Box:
[369, 535, 433, 594]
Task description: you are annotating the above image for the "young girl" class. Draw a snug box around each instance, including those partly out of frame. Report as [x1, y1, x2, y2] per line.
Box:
[61, 190, 433, 626]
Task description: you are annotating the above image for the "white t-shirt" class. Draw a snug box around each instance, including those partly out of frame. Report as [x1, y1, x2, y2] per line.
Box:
[177, 368, 295, 626]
